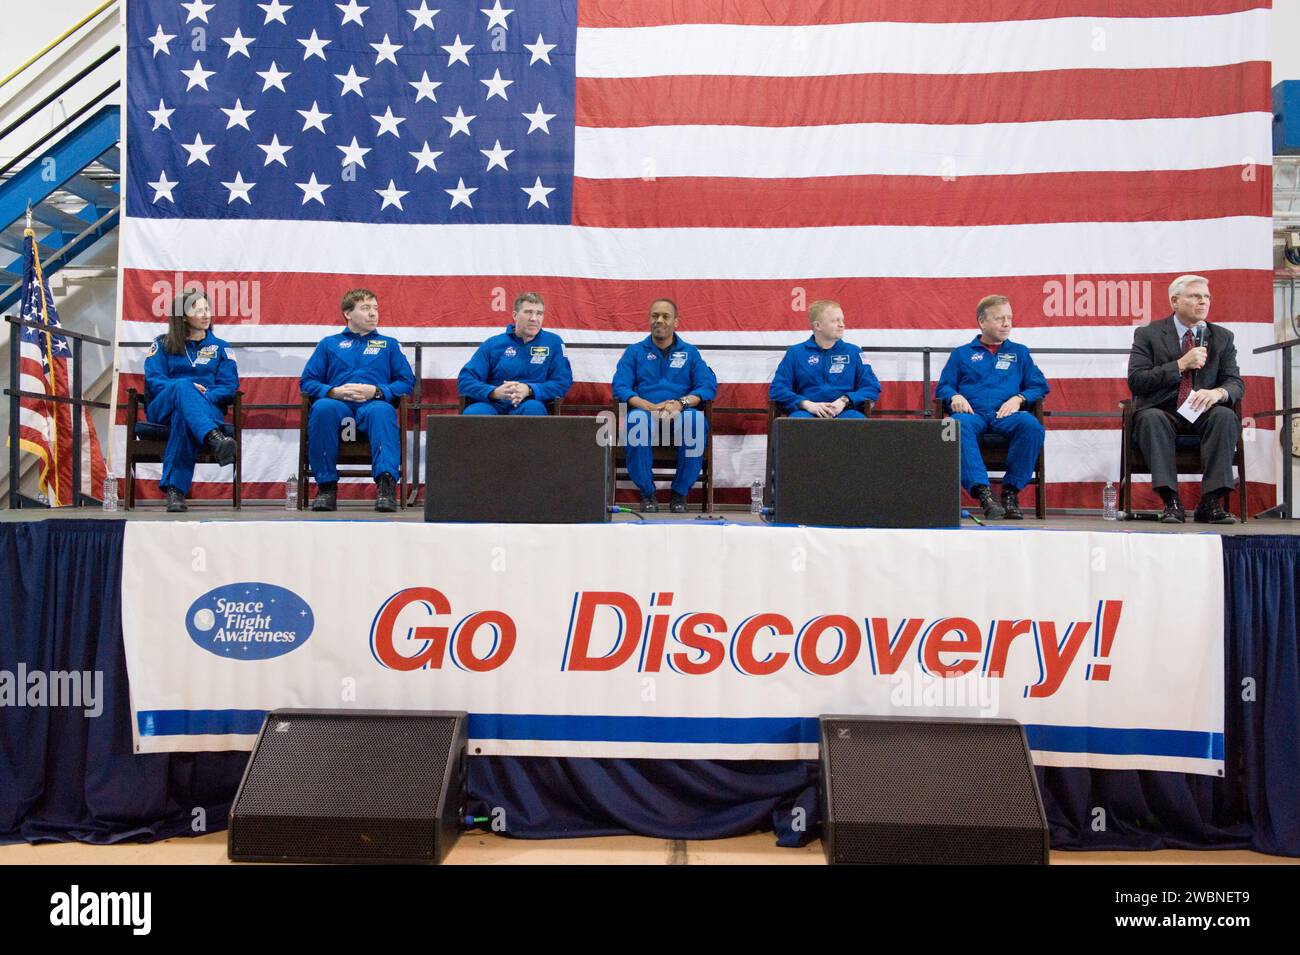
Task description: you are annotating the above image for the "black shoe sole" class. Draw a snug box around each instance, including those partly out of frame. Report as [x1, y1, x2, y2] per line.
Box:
[1194, 513, 1236, 525]
[311, 501, 337, 512]
[375, 502, 397, 513]
[1160, 513, 1186, 524]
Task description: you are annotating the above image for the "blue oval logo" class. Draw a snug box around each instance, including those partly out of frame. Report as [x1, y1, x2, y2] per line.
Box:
[186, 583, 314, 660]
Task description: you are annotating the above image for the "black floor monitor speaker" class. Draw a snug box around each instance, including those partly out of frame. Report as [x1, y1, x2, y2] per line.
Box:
[229, 709, 468, 865]
[772, 419, 960, 528]
[819, 715, 1048, 865]
[425, 415, 611, 522]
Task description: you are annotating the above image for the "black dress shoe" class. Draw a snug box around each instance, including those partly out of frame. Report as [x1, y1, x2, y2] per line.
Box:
[670, 493, 688, 514]
[204, 428, 237, 467]
[1001, 486, 1023, 520]
[1159, 499, 1186, 523]
[311, 482, 338, 512]
[974, 485, 1005, 520]
[1194, 496, 1237, 525]
[639, 494, 659, 513]
[375, 474, 397, 513]
[165, 487, 188, 513]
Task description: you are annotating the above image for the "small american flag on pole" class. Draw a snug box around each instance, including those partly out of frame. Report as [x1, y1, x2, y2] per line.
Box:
[16, 226, 108, 506]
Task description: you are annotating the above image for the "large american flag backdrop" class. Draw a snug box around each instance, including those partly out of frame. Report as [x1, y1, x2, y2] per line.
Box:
[117, 0, 1278, 509]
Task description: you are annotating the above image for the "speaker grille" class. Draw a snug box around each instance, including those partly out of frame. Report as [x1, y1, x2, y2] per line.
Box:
[231, 711, 464, 864]
[822, 717, 1046, 864]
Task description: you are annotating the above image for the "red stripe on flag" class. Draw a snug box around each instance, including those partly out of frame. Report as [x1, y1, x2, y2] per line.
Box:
[119, 270, 1275, 331]
[576, 0, 1268, 27]
[575, 64, 1271, 128]
[572, 167, 1271, 229]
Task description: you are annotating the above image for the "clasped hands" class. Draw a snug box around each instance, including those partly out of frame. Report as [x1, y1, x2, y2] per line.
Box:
[329, 383, 382, 402]
[490, 381, 532, 406]
[799, 397, 850, 419]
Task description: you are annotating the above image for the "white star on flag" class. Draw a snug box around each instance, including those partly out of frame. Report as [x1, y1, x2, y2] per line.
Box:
[522, 103, 555, 134]
[409, 141, 443, 172]
[258, 0, 292, 25]
[147, 99, 174, 130]
[182, 133, 216, 165]
[409, 71, 441, 103]
[181, 60, 215, 91]
[256, 61, 291, 92]
[481, 139, 513, 171]
[297, 101, 331, 133]
[257, 134, 293, 166]
[337, 0, 368, 26]
[371, 106, 406, 138]
[481, 0, 512, 30]
[335, 65, 369, 97]
[298, 29, 331, 60]
[296, 173, 331, 205]
[371, 34, 403, 65]
[221, 99, 256, 129]
[481, 69, 512, 101]
[337, 136, 371, 168]
[181, 0, 214, 23]
[221, 28, 255, 58]
[521, 176, 555, 208]
[148, 171, 177, 203]
[221, 172, 256, 204]
[524, 34, 555, 65]
[441, 35, 473, 67]
[375, 180, 410, 210]
[148, 24, 175, 57]
[407, 2, 438, 30]
[443, 106, 476, 137]
[445, 177, 477, 209]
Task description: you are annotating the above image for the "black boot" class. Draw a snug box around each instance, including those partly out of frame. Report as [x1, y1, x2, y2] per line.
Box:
[1194, 491, 1236, 525]
[670, 493, 688, 514]
[204, 428, 236, 467]
[1001, 485, 1023, 520]
[375, 474, 397, 513]
[165, 487, 188, 513]
[639, 494, 659, 513]
[1158, 487, 1185, 524]
[972, 484, 1005, 520]
[311, 481, 338, 511]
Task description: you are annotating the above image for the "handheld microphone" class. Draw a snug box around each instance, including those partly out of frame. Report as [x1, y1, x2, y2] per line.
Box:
[1192, 321, 1207, 349]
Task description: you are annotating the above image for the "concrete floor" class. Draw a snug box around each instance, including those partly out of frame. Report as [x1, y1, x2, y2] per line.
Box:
[1, 831, 1295, 866]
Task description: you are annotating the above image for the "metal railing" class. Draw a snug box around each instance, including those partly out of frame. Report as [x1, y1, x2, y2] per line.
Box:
[113, 338, 1133, 510]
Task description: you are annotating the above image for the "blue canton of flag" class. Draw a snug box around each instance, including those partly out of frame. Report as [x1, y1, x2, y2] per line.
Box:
[21, 233, 70, 370]
[125, 0, 576, 225]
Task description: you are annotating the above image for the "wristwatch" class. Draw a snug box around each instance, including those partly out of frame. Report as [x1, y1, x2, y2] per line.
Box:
[373, 386, 384, 401]
[677, 396, 691, 407]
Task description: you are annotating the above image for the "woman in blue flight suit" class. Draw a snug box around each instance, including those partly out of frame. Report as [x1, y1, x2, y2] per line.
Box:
[143, 290, 239, 512]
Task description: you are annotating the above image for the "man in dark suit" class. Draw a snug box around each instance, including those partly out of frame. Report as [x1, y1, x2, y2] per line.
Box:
[1127, 274, 1243, 524]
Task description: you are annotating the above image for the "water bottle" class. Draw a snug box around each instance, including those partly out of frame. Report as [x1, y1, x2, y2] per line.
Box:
[1102, 481, 1118, 521]
[750, 480, 763, 515]
[285, 474, 298, 511]
[101, 475, 119, 512]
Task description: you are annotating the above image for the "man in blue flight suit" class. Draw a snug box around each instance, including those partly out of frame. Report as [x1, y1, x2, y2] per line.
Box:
[300, 288, 416, 513]
[935, 294, 1050, 520]
[612, 298, 719, 513]
[457, 292, 572, 415]
[144, 290, 239, 512]
[770, 299, 881, 420]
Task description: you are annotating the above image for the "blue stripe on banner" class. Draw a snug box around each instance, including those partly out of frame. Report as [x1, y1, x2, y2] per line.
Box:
[137, 710, 1224, 760]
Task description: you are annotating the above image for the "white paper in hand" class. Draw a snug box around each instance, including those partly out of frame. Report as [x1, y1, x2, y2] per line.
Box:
[1177, 393, 1205, 423]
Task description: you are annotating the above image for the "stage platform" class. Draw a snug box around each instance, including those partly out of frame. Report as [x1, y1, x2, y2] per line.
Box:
[3, 507, 1298, 535]
[1, 515, 1296, 857]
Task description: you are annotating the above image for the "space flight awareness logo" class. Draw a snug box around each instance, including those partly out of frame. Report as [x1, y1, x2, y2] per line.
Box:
[186, 583, 314, 659]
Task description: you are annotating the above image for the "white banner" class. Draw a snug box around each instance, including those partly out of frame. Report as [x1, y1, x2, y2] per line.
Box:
[121, 522, 1225, 775]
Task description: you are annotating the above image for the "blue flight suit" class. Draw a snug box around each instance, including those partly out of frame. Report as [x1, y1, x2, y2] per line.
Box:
[769, 335, 881, 417]
[299, 327, 416, 483]
[457, 325, 572, 415]
[612, 334, 719, 497]
[935, 336, 1050, 492]
[143, 332, 238, 494]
